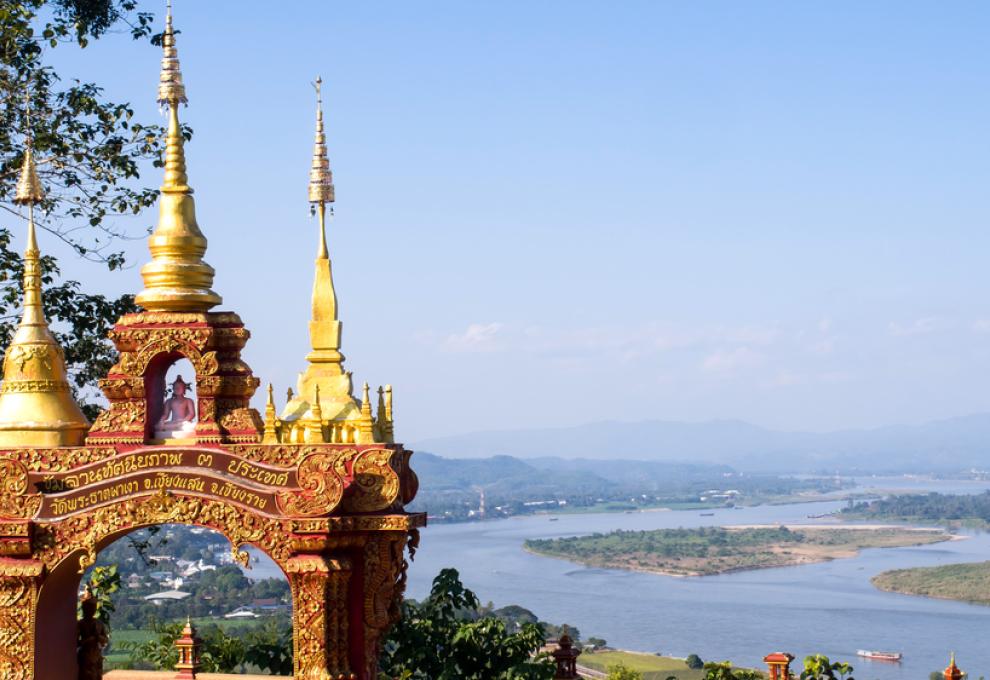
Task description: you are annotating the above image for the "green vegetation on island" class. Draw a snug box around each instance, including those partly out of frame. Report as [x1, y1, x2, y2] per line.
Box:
[525, 525, 949, 576]
[872, 560, 990, 606]
[843, 491, 990, 527]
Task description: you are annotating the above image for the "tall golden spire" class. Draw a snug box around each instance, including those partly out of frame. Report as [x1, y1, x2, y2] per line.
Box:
[283, 77, 357, 424]
[0, 127, 89, 446]
[135, 1, 221, 312]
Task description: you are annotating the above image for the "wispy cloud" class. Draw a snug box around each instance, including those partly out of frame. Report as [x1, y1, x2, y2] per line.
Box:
[888, 317, 942, 337]
[701, 347, 763, 374]
[442, 322, 505, 352]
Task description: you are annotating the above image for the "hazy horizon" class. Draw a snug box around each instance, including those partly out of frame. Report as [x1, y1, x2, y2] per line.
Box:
[25, 1, 990, 441]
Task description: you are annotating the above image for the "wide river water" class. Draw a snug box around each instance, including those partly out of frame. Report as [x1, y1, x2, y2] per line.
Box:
[400, 478, 990, 680]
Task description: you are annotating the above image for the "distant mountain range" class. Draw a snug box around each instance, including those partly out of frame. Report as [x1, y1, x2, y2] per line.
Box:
[411, 414, 990, 473]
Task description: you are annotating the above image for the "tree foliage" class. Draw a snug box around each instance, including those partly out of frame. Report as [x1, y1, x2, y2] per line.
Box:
[80, 563, 119, 628]
[702, 661, 763, 680]
[116, 618, 293, 674]
[0, 0, 175, 414]
[606, 662, 643, 680]
[378, 568, 555, 680]
[799, 654, 854, 680]
[243, 618, 294, 676]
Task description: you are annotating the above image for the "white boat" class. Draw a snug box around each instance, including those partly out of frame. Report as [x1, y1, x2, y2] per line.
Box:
[857, 650, 902, 662]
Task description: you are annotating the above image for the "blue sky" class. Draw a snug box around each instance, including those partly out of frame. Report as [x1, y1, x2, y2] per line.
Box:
[34, 2, 990, 440]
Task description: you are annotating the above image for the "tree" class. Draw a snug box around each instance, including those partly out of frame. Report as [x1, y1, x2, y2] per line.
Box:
[606, 663, 643, 680]
[702, 661, 763, 680]
[586, 637, 607, 649]
[379, 568, 555, 680]
[243, 617, 293, 676]
[118, 621, 253, 674]
[118, 620, 181, 671]
[0, 0, 173, 415]
[686, 653, 704, 669]
[799, 655, 854, 680]
[80, 563, 120, 628]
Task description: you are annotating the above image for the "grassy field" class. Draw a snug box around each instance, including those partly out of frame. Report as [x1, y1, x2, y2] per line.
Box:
[873, 560, 990, 605]
[578, 650, 705, 680]
[525, 525, 950, 576]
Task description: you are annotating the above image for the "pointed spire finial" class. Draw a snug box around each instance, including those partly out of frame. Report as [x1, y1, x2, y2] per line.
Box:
[310, 75, 335, 259]
[15, 94, 44, 207]
[137, 1, 221, 312]
[158, 0, 186, 106]
[0, 118, 88, 446]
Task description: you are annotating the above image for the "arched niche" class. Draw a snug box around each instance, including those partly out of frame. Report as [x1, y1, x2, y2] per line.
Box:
[144, 354, 198, 441]
[35, 519, 292, 679]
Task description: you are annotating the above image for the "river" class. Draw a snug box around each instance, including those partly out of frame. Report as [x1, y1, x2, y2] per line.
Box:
[402, 478, 990, 679]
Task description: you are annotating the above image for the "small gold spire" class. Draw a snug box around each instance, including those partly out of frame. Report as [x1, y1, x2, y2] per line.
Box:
[262, 383, 278, 443]
[383, 384, 394, 442]
[0, 135, 88, 446]
[312, 385, 323, 422]
[361, 382, 372, 417]
[136, 2, 221, 312]
[306, 384, 326, 443]
[376, 385, 386, 420]
[358, 381, 375, 442]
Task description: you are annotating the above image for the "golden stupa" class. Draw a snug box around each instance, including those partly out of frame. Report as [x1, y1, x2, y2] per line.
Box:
[134, 4, 221, 312]
[0, 134, 89, 446]
[268, 78, 394, 445]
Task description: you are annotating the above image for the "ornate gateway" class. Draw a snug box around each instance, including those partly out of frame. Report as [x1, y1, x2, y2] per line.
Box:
[0, 7, 423, 679]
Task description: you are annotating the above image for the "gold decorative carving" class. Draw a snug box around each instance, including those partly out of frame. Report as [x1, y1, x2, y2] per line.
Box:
[114, 311, 242, 326]
[0, 379, 70, 394]
[5, 345, 56, 373]
[33, 490, 292, 573]
[90, 401, 145, 434]
[277, 452, 345, 517]
[287, 555, 352, 679]
[363, 533, 407, 677]
[343, 448, 400, 513]
[218, 407, 261, 433]
[0, 560, 42, 679]
[0, 460, 40, 520]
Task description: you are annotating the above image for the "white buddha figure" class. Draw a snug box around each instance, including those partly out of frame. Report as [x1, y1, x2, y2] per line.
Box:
[155, 375, 197, 439]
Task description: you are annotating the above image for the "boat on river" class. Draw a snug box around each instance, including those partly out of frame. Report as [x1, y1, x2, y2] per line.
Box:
[856, 650, 902, 662]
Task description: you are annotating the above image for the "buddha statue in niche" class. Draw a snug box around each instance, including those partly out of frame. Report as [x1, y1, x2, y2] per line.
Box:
[155, 374, 197, 439]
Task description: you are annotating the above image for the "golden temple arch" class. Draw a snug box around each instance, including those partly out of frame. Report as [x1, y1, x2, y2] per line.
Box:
[0, 6, 422, 679]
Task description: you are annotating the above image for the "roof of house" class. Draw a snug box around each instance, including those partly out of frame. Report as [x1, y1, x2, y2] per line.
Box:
[144, 590, 191, 601]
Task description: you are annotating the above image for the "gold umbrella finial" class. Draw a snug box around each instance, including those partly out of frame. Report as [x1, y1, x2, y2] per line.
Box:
[14, 95, 44, 207]
[136, 1, 221, 312]
[309, 76, 335, 259]
[158, 0, 186, 107]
